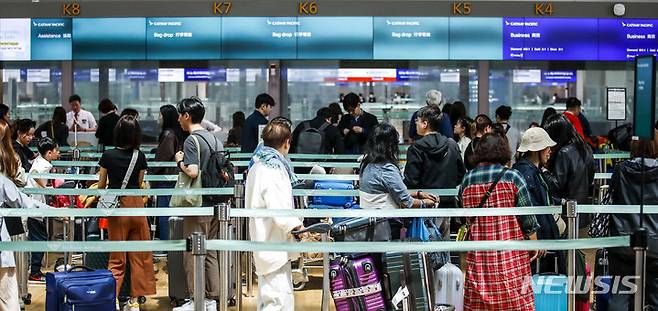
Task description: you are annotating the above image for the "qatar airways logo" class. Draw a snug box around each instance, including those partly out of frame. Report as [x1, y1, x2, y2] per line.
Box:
[519, 276, 639, 295]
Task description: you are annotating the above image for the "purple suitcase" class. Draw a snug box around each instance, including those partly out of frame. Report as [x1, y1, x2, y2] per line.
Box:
[330, 255, 387, 311]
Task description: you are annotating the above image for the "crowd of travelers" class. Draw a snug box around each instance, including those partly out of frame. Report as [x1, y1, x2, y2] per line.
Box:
[0, 88, 655, 311]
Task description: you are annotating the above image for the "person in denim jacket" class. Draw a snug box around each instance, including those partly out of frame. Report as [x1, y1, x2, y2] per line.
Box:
[359, 123, 438, 241]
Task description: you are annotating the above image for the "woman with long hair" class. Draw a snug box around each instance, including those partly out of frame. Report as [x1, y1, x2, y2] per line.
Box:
[151, 105, 186, 240]
[36, 107, 69, 147]
[0, 121, 21, 185]
[461, 133, 540, 310]
[226, 111, 245, 147]
[542, 114, 595, 209]
[359, 123, 438, 240]
[454, 118, 472, 161]
[463, 114, 493, 170]
[97, 115, 156, 310]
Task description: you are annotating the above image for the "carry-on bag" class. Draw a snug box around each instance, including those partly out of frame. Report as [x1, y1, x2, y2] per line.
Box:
[594, 249, 611, 311]
[329, 255, 387, 311]
[433, 262, 463, 311]
[168, 216, 189, 306]
[532, 253, 567, 311]
[312, 180, 355, 207]
[385, 252, 433, 310]
[45, 266, 116, 311]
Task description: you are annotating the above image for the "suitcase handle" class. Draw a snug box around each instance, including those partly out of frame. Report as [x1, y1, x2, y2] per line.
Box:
[66, 265, 95, 273]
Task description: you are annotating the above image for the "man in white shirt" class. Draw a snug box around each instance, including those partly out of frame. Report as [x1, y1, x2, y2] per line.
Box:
[245, 120, 304, 311]
[66, 94, 97, 132]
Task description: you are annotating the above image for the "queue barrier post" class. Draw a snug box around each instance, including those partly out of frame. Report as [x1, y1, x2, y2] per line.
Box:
[564, 200, 578, 311]
[233, 180, 245, 308]
[633, 228, 647, 311]
[188, 232, 207, 311]
[217, 203, 231, 311]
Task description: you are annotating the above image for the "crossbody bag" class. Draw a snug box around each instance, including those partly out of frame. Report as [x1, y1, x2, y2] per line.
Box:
[98, 150, 139, 209]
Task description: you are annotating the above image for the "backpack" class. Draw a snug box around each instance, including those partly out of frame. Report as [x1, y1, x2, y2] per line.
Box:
[607, 123, 632, 151]
[193, 133, 236, 204]
[296, 121, 329, 154]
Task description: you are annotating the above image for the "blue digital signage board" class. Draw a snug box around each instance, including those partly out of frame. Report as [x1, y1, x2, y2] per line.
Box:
[297, 17, 373, 59]
[31, 18, 72, 60]
[599, 19, 658, 61]
[503, 18, 598, 60]
[373, 17, 448, 60]
[222, 17, 297, 59]
[449, 17, 502, 60]
[73, 18, 146, 60]
[633, 55, 656, 139]
[147, 17, 221, 60]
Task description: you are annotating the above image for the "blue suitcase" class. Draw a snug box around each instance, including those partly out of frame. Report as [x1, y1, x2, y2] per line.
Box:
[312, 181, 355, 207]
[46, 266, 116, 311]
[533, 274, 568, 311]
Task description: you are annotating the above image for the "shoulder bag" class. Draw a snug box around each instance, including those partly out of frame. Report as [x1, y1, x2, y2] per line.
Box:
[98, 150, 138, 209]
[170, 136, 203, 207]
[456, 168, 508, 241]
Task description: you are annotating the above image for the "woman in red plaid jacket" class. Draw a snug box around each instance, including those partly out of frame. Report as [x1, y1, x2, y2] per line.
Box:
[460, 133, 542, 311]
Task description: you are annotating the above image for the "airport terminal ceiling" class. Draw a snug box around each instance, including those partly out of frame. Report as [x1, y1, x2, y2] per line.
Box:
[1, 0, 657, 142]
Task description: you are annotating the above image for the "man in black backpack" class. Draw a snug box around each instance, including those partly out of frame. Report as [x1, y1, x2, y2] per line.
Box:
[174, 97, 221, 311]
[290, 107, 344, 155]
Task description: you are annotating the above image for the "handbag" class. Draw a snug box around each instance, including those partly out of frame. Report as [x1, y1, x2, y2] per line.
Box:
[408, 217, 450, 270]
[98, 150, 138, 209]
[456, 168, 508, 242]
[170, 136, 204, 207]
[588, 189, 611, 238]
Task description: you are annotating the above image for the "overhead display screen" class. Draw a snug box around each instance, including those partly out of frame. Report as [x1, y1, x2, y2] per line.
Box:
[222, 17, 297, 59]
[4, 16, 658, 61]
[31, 18, 72, 60]
[599, 19, 658, 61]
[449, 17, 503, 60]
[503, 18, 598, 60]
[73, 18, 146, 60]
[297, 17, 373, 59]
[0, 19, 31, 61]
[147, 17, 221, 60]
[633, 55, 656, 140]
[373, 17, 449, 60]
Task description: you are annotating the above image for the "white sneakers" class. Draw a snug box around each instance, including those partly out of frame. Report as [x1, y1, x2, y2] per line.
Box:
[172, 299, 217, 311]
[123, 300, 140, 311]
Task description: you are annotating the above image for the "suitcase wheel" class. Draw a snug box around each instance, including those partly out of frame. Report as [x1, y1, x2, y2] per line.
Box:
[137, 296, 146, 304]
[22, 293, 31, 305]
[229, 298, 236, 307]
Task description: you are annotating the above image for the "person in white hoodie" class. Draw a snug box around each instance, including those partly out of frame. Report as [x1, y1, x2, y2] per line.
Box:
[245, 119, 304, 311]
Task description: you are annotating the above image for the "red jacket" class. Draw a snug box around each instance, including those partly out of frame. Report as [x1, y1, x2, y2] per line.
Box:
[563, 111, 584, 138]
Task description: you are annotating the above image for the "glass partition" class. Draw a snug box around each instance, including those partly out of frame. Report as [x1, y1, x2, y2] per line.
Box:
[489, 61, 634, 135]
[1, 61, 63, 125]
[282, 61, 478, 141]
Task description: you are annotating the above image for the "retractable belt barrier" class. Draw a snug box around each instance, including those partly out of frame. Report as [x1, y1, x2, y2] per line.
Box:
[0, 237, 630, 253]
[27, 173, 361, 182]
[72, 151, 632, 162]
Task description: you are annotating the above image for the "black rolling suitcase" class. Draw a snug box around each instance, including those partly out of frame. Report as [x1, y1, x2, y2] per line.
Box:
[168, 216, 189, 306]
[168, 216, 237, 306]
[385, 252, 434, 310]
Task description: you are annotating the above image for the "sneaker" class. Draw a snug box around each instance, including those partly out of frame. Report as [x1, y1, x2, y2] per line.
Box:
[122, 300, 139, 311]
[205, 299, 217, 311]
[172, 300, 194, 311]
[116, 299, 120, 311]
[28, 272, 46, 282]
